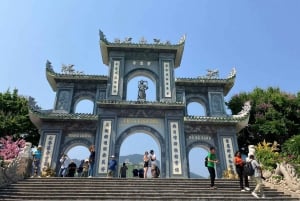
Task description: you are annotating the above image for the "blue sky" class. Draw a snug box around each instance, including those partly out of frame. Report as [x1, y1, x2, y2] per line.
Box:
[1, 0, 299, 177]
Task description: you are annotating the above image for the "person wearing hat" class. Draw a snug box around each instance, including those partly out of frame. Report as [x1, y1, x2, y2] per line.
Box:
[107, 155, 117, 178]
[81, 159, 89, 177]
[31, 145, 42, 177]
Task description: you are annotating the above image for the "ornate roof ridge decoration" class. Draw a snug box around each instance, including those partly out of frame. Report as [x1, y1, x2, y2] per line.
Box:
[46, 60, 108, 91]
[176, 67, 236, 81]
[99, 30, 185, 68]
[184, 101, 251, 132]
[175, 68, 236, 95]
[46, 60, 107, 78]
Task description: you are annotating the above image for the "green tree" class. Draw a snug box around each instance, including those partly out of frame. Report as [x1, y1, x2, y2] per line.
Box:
[227, 87, 300, 154]
[282, 135, 300, 162]
[0, 89, 40, 145]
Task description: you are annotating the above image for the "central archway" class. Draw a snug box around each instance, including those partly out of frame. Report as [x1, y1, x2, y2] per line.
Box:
[115, 125, 165, 177]
[119, 133, 160, 178]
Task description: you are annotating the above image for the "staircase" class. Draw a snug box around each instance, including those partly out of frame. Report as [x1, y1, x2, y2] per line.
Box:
[0, 178, 298, 201]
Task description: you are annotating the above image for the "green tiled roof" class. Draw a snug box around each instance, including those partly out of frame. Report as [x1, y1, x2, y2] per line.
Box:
[29, 109, 98, 120]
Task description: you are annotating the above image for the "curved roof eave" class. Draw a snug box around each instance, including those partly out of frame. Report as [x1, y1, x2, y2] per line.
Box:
[46, 67, 108, 91]
[184, 101, 251, 131]
[29, 109, 98, 121]
[29, 109, 43, 129]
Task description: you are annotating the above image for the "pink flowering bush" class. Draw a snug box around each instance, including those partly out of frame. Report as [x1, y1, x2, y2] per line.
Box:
[0, 135, 26, 160]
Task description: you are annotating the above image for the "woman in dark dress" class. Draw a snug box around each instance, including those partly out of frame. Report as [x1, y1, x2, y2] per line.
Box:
[143, 151, 149, 178]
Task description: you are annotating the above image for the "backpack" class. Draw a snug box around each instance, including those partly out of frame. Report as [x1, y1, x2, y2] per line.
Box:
[205, 156, 208, 167]
[244, 160, 255, 176]
[155, 166, 160, 177]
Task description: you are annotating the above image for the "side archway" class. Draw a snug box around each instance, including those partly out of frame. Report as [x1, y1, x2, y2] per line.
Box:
[187, 141, 212, 178]
[57, 138, 92, 172]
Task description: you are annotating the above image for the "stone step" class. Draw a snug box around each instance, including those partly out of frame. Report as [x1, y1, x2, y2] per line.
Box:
[1, 195, 299, 201]
[0, 178, 298, 201]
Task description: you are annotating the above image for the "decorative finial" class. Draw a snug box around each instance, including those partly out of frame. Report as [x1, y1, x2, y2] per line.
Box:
[179, 34, 186, 44]
[124, 37, 132, 43]
[46, 60, 54, 72]
[61, 64, 83, 75]
[99, 29, 108, 43]
[114, 38, 121, 43]
[228, 67, 237, 78]
[139, 37, 147, 44]
[153, 38, 160, 44]
[206, 69, 219, 78]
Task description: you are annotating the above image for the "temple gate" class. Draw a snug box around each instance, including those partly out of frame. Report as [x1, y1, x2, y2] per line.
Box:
[29, 30, 250, 178]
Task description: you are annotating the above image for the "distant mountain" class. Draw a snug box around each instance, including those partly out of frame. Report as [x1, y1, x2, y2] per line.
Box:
[119, 154, 160, 167]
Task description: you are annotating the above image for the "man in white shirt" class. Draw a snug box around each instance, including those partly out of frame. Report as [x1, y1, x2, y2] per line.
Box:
[250, 155, 265, 198]
[58, 154, 68, 177]
[149, 150, 158, 178]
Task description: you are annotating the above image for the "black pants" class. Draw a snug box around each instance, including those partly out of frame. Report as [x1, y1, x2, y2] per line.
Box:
[207, 167, 216, 187]
[236, 166, 249, 189]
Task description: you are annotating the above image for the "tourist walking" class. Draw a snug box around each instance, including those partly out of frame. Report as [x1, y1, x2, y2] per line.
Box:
[250, 155, 265, 198]
[88, 145, 95, 178]
[31, 145, 42, 177]
[81, 159, 89, 177]
[143, 151, 150, 178]
[67, 160, 77, 177]
[58, 154, 68, 177]
[77, 160, 84, 177]
[107, 155, 117, 178]
[234, 151, 250, 192]
[149, 150, 158, 178]
[119, 162, 128, 178]
[207, 146, 219, 189]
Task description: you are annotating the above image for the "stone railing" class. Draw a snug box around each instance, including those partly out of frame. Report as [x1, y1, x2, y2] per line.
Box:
[263, 162, 300, 198]
[0, 142, 33, 188]
[0, 156, 32, 187]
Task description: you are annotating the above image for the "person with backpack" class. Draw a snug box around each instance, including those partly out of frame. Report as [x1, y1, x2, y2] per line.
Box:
[249, 155, 265, 198]
[206, 147, 219, 189]
[234, 151, 250, 192]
